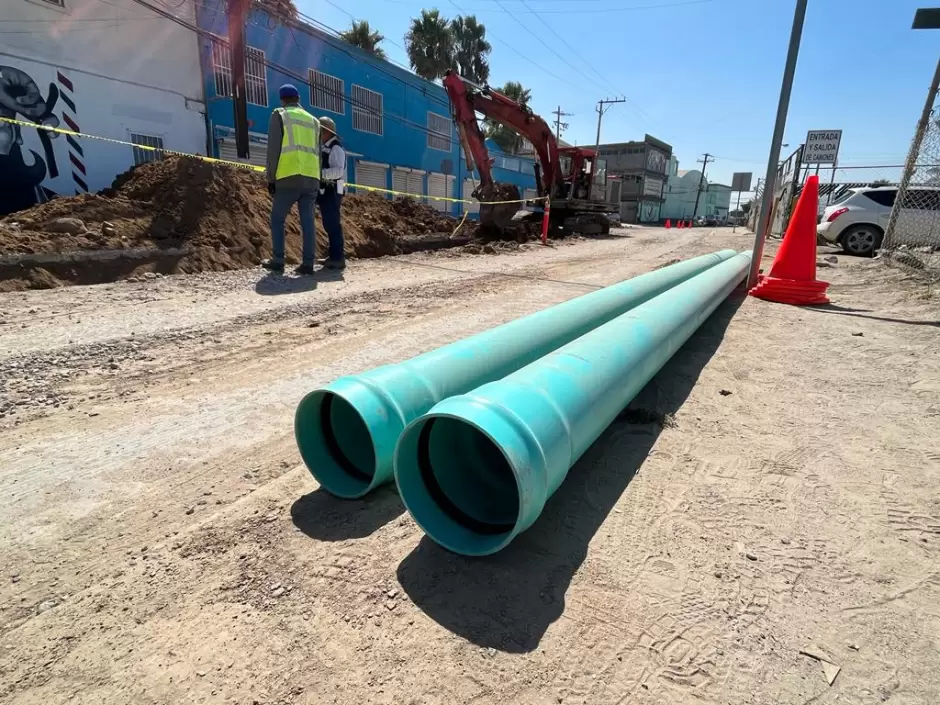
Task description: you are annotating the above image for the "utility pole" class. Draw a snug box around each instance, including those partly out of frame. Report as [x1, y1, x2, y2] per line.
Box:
[747, 0, 808, 289]
[593, 97, 626, 158]
[552, 105, 572, 142]
[691, 153, 714, 219]
[227, 0, 250, 158]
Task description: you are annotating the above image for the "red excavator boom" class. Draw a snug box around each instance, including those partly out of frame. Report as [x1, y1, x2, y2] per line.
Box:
[443, 70, 562, 200]
[443, 70, 614, 234]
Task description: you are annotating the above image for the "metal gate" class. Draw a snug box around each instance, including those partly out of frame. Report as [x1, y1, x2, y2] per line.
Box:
[218, 136, 268, 168]
[463, 178, 479, 214]
[392, 168, 424, 200]
[428, 172, 454, 213]
[356, 161, 389, 198]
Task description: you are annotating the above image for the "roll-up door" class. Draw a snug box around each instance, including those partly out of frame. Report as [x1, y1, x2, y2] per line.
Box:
[428, 172, 455, 213]
[392, 168, 408, 196]
[406, 171, 424, 200]
[463, 179, 479, 214]
[355, 161, 389, 197]
[218, 136, 268, 168]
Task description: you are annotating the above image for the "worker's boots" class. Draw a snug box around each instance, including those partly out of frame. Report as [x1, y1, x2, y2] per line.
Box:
[261, 259, 284, 273]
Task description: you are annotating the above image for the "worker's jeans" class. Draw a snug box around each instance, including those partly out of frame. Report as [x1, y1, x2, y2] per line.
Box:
[270, 183, 317, 267]
[317, 188, 344, 263]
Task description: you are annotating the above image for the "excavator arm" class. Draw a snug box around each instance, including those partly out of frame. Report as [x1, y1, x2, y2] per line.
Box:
[443, 71, 563, 226]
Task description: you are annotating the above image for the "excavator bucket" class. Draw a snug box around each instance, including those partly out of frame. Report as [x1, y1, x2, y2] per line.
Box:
[477, 182, 522, 229]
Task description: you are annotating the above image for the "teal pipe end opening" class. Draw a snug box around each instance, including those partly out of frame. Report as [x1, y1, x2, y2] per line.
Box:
[295, 378, 405, 499]
[395, 396, 550, 556]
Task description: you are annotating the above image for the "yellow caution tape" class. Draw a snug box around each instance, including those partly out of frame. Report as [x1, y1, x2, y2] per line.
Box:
[1, 116, 546, 206]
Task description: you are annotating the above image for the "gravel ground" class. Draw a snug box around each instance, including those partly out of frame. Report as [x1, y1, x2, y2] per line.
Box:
[1, 227, 938, 705]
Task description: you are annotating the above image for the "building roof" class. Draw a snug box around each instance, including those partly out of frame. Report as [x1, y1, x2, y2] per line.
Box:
[677, 169, 695, 177]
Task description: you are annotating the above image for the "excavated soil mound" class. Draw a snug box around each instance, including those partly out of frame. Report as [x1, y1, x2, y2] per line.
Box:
[0, 156, 538, 290]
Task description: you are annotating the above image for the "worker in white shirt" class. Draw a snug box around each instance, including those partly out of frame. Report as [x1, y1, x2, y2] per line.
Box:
[317, 116, 346, 270]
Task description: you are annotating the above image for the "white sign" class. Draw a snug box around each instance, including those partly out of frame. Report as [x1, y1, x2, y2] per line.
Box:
[803, 130, 842, 164]
[643, 176, 663, 197]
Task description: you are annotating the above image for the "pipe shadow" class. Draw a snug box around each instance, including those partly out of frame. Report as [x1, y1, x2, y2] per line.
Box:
[808, 303, 940, 328]
[290, 486, 405, 541]
[396, 292, 745, 653]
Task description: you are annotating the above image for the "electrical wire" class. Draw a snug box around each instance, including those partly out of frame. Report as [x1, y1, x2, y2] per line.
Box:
[128, 0, 455, 140]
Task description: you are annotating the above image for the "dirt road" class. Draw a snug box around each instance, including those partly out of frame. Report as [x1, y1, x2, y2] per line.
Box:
[1, 228, 938, 704]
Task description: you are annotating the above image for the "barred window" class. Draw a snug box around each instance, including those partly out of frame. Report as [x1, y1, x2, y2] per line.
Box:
[427, 112, 451, 151]
[352, 84, 382, 135]
[310, 70, 344, 115]
[131, 133, 164, 166]
[211, 42, 267, 107]
[244, 47, 267, 107]
[212, 41, 232, 98]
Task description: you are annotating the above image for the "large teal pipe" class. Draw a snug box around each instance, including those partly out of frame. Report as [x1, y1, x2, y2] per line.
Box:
[295, 250, 737, 498]
[394, 252, 751, 555]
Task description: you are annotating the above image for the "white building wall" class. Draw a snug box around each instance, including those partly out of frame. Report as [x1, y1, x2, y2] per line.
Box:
[661, 171, 701, 221]
[1, 0, 206, 215]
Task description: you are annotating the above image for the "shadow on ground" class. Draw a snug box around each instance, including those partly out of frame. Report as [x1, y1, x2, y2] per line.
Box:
[396, 292, 745, 653]
[254, 268, 345, 295]
[290, 486, 405, 541]
[808, 302, 940, 328]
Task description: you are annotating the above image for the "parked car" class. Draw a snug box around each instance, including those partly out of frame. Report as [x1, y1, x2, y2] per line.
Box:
[817, 185, 940, 256]
[704, 214, 720, 227]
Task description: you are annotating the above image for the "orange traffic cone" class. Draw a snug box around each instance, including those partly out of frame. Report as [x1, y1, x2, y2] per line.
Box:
[749, 175, 830, 305]
[677, 220, 683, 229]
[665, 219, 671, 229]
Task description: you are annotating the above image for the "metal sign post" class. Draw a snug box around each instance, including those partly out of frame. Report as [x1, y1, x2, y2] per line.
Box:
[747, 0, 809, 290]
[731, 172, 752, 233]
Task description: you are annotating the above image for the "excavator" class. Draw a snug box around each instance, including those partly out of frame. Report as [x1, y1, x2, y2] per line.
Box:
[443, 70, 616, 236]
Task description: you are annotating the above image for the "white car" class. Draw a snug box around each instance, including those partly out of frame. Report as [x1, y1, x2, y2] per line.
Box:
[817, 185, 940, 256]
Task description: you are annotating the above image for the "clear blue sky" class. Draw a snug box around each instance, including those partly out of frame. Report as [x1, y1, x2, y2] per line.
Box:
[302, 0, 939, 185]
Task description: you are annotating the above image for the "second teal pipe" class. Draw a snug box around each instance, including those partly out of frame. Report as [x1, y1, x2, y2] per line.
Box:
[295, 250, 737, 498]
[394, 252, 751, 555]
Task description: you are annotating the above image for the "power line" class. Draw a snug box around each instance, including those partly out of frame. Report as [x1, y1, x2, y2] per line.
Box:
[444, 0, 596, 98]
[456, 0, 715, 13]
[594, 97, 626, 153]
[128, 0, 452, 140]
[552, 105, 572, 141]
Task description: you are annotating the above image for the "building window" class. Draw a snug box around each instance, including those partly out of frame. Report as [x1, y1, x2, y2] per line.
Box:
[427, 112, 451, 151]
[309, 70, 344, 115]
[211, 42, 267, 107]
[131, 133, 164, 166]
[245, 47, 267, 106]
[212, 41, 233, 99]
[352, 84, 382, 135]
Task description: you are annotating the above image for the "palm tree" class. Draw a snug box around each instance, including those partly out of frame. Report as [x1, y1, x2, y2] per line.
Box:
[340, 20, 387, 59]
[485, 81, 532, 154]
[405, 9, 453, 81]
[450, 15, 490, 84]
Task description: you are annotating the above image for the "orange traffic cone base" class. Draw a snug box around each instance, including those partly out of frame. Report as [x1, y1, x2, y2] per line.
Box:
[749, 174, 830, 306]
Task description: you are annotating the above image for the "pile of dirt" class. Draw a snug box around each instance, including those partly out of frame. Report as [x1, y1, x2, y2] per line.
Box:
[0, 156, 539, 290]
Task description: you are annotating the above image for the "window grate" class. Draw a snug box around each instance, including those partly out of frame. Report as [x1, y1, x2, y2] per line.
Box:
[427, 112, 451, 152]
[131, 134, 165, 166]
[211, 42, 267, 106]
[351, 84, 383, 135]
[309, 70, 344, 115]
[244, 47, 267, 107]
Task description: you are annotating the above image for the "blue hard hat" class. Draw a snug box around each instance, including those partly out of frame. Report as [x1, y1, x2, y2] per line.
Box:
[278, 84, 300, 99]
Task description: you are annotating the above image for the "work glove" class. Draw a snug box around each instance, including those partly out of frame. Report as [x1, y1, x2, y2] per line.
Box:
[267, 182, 275, 196]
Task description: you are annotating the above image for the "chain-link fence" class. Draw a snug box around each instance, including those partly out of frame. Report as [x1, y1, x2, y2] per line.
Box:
[881, 60, 940, 277]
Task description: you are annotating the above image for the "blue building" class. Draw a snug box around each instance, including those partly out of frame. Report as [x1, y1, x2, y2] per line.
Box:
[194, 1, 536, 216]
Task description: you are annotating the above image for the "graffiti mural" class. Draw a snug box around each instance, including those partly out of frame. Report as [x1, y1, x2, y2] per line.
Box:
[0, 64, 63, 215]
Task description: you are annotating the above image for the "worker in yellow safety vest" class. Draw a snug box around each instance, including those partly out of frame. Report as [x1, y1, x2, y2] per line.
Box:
[263, 84, 320, 276]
